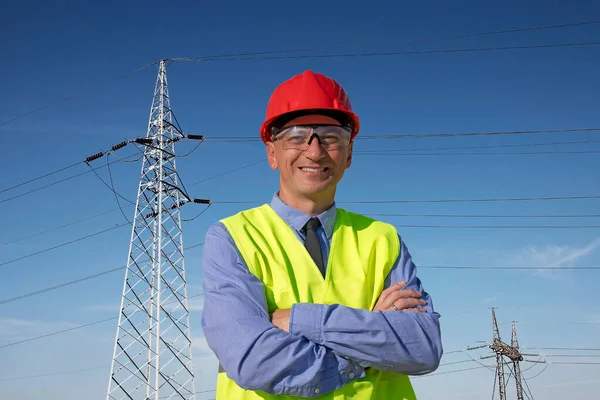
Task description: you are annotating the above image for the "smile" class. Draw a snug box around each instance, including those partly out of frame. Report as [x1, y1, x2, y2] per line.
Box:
[300, 167, 328, 172]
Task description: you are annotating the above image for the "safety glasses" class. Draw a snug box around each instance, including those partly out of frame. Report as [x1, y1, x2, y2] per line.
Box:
[271, 125, 352, 151]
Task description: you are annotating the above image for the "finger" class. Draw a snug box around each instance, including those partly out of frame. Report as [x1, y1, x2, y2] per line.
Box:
[390, 297, 427, 310]
[395, 289, 423, 299]
[376, 281, 407, 304]
[384, 290, 421, 307]
[404, 307, 427, 313]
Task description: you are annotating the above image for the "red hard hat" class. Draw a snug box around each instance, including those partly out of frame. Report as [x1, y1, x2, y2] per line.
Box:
[259, 70, 360, 144]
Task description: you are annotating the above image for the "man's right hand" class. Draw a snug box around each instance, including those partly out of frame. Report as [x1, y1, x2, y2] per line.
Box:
[372, 281, 427, 312]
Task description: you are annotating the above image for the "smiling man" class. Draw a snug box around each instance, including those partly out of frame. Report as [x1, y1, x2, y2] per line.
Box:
[201, 70, 443, 399]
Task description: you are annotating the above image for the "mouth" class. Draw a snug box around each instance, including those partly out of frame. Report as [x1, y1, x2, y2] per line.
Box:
[299, 167, 329, 173]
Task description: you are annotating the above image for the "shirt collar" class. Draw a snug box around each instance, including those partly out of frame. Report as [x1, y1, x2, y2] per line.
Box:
[269, 192, 337, 239]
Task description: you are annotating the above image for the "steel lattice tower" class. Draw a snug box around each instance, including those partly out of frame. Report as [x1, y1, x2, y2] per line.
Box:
[511, 321, 524, 400]
[106, 59, 196, 400]
[490, 308, 507, 400]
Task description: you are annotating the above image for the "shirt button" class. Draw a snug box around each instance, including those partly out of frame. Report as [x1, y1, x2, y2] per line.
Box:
[315, 388, 320, 394]
[349, 372, 355, 379]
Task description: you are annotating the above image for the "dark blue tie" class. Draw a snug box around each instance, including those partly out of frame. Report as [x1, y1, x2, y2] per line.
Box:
[303, 218, 325, 277]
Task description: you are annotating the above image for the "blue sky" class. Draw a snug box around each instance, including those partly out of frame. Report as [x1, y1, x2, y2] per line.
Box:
[1, 0, 599, 398]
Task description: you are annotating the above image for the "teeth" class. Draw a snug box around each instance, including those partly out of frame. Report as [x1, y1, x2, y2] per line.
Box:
[301, 167, 326, 172]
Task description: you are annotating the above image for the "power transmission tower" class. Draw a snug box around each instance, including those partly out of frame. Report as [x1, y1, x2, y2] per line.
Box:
[488, 309, 530, 400]
[511, 321, 524, 400]
[106, 59, 196, 400]
[490, 308, 507, 400]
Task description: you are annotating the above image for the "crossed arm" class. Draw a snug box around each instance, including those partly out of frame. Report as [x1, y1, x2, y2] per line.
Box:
[201, 223, 443, 397]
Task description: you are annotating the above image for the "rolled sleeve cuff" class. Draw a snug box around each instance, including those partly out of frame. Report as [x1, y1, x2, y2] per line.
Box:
[273, 356, 366, 397]
[289, 303, 325, 343]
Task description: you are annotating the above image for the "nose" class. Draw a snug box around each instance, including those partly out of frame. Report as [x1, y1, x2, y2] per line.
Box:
[304, 133, 327, 158]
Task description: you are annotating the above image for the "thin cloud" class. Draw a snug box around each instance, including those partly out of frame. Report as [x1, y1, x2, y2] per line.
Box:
[507, 237, 600, 281]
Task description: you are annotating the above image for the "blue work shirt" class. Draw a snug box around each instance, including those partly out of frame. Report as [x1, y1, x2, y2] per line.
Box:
[201, 193, 443, 397]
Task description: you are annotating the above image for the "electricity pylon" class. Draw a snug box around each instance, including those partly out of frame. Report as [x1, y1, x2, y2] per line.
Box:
[488, 309, 527, 400]
[106, 59, 196, 400]
[490, 308, 507, 400]
[511, 321, 524, 400]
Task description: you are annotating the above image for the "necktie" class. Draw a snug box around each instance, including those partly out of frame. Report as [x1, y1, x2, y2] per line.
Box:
[303, 217, 325, 277]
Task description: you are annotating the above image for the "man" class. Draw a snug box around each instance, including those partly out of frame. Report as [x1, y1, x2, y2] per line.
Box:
[201, 70, 442, 399]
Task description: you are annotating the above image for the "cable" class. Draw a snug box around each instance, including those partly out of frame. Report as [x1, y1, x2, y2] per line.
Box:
[418, 265, 600, 270]
[105, 152, 133, 225]
[368, 212, 600, 218]
[0, 208, 119, 247]
[543, 354, 600, 358]
[0, 242, 204, 306]
[355, 139, 600, 153]
[0, 223, 129, 269]
[0, 266, 126, 306]
[174, 20, 600, 61]
[213, 194, 600, 204]
[526, 347, 600, 351]
[4, 127, 597, 199]
[1, 157, 259, 249]
[203, 127, 600, 143]
[198, 41, 600, 62]
[188, 159, 266, 187]
[393, 224, 600, 229]
[0, 151, 137, 205]
[0, 160, 83, 195]
[0, 61, 158, 128]
[183, 202, 212, 222]
[0, 317, 117, 349]
[358, 150, 600, 156]
[4, 18, 597, 130]
[85, 156, 135, 206]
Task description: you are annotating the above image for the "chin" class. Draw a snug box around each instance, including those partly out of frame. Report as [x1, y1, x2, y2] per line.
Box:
[298, 183, 335, 197]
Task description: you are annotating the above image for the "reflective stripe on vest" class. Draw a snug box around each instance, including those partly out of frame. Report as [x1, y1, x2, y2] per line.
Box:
[215, 204, 417, 399]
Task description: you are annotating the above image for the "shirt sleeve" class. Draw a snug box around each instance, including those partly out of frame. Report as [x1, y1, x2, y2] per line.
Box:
[201, 222, 366, 397]
[288, 236, 443, 375]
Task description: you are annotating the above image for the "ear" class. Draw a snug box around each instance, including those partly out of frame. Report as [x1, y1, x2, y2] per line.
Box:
[266, 142, 279, 170]
[345, 141, 353, 169]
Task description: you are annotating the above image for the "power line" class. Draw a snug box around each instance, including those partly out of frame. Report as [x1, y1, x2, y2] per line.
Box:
[354, 139, 600, 153]
[0, 157, 263, 249]
[0, 208, 118, 247]
[175, 19, 600, 61]
[526, 347, 600, 351]
[358, 150, 600, 156]
[393, 224, 600, 229]
[419, 265, 600, 270]
[195, 41, 600, 62]
[203, 127, 600, 143]
[0, 266, 125, 305]
[3, 19, 598, 130]
[188, 159, 266, 186]
[0, 242, 205, 307]
[0, 151, 138, 205]
[368, 213, 600, 219]
[4, 128, 598, 201]
[0, 317, 116, 349]
[213, 194, 600, 205]
[0, 223, 129, 269]
[0, 61, 158, 128]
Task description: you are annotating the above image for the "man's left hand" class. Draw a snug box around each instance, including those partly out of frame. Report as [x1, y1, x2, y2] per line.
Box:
[270, 308, 291, 332]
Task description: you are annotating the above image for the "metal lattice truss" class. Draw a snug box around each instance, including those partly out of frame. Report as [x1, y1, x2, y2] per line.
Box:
[106, 60, 196, 400]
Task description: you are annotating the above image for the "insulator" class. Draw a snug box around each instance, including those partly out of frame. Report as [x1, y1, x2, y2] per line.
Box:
[111, 141, 128, 151]
[85, 152, 104, 162]
[193, 198, 211, 204]
[187, 134, 204, 141]
[134, 138, 153, 145]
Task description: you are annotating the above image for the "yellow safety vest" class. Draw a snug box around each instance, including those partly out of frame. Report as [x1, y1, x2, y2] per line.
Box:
[217, 204, 417, 399]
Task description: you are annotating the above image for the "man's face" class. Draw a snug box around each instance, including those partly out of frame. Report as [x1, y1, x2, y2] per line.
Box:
[266, 114, 353, 201]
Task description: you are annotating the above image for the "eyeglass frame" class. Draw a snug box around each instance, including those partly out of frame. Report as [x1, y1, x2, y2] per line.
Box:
[270, 124, 353, 149]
